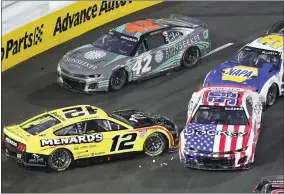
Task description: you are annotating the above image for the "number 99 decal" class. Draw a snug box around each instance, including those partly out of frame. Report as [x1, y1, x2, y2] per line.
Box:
[207, 91, 239, 106]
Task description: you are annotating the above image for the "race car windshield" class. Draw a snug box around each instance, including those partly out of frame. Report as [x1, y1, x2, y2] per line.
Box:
[229, 46, 281, 70]
[20, 114, 61, 135]
[191, 105, 249, 125]
[93, 33, 137, 56]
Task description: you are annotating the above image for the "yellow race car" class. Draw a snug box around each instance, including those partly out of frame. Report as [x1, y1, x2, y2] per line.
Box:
[2, 105, 178, 172]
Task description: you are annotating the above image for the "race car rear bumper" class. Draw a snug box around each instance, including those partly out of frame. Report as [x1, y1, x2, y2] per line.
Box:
[180, 157, 254, 170]
[2, 143, 47, 167]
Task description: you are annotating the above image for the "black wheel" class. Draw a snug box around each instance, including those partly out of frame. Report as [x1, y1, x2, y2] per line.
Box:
[47, 149, 73, 172]
[109, 69, 127, 91]
[143, 133, 168, 157]
[181, 47, 200, 68]
[266, 84, 278, 106]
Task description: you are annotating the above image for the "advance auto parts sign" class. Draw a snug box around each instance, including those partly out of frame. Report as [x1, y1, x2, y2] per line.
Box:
[1, 1, 162, 72]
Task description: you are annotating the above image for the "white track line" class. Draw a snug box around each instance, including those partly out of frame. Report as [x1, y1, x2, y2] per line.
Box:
[202, 42, 234, 58]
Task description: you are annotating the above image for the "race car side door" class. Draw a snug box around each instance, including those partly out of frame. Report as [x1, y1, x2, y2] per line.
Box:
[84, 118, 145, 157]
[128, 31, 169, 80]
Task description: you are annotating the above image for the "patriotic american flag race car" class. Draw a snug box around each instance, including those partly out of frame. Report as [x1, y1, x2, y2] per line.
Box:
[179, 85, 263, 170]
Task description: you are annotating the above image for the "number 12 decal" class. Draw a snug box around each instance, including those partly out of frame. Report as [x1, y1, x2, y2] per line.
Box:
[132, 55, 152, 75]
[110, 133, 138, 152]
[62, 105, 97, 119]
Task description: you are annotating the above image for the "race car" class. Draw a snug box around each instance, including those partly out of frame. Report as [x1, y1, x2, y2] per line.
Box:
[57, 14, 211, 93]
[203, 33, 284, 107]
[254, 175, 284, 193]
[267, 20, 284, 35]
[179, 85, 263, 170]
[2, 105, 178, 172]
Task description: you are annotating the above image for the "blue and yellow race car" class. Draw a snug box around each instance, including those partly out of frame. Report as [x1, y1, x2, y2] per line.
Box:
[203, 33, 284, 108]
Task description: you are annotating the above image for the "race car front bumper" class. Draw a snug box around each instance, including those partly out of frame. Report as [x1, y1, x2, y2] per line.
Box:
[57, 71, 109, 93]
[180, 156, 254, 170]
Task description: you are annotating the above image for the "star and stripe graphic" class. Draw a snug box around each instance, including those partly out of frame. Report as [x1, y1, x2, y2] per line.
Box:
[181, 122, 256, 168]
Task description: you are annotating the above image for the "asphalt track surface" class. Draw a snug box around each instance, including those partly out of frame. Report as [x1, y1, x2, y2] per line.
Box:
[2, 2, 284, 193]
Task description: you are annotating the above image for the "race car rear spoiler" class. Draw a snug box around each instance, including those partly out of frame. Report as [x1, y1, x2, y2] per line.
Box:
[195, 85, 257, 93]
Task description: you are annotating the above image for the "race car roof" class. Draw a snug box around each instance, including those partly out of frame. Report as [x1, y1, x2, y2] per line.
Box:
[113, 19, 173, 38]
[247, 34, 284, 53]
[23, 105, 108, 123]
[201, 90, 244, 107]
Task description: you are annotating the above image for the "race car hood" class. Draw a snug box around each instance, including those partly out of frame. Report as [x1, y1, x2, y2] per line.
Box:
[111, 109, 177, 132]
[183, 123, 250, 153]
[59, 44, 128, 76]
[204, 62, 276, 93]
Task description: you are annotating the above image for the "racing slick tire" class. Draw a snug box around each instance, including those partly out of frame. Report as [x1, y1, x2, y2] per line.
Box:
[266, 84, 278, 107]
[109, 69, 127, 91]
[143, 133, 168, 157]
[181, 46, 201, 68]
[47, 148, 73, 172]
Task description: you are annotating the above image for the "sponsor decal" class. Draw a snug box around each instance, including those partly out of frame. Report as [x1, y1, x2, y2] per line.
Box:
[1, 24, 44, 61]
[185, 129, 247, 137]
[64, 57, 98, 70]
[155, 50, 164, 63]
[77, 154, 90, 159]
[89, 144, 97, 148]
[5, 137, 17, 147]
[53, 1, 133, 36]
[29, 154, 44, 163]
[139, 130, 147, 138]
[40, 134, 103, 147]
[224, 68, 255, 78]
[94, 152, 105, 156]
[84, 50, 106, 60]
[261, 50, 279, 55]
[222, 66, 258, 83]
[164, 34, 201, 59]
[17, 154, 22, 159]
[77, 150, 89, 155]
[225, 107, 244, 110]
[120, 36, 138, 42]
[50, 111, 66, 121]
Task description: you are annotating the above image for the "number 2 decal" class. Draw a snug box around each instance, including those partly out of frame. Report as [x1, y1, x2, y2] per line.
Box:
[132, 55, 152, 75]
[62, 105, 97, 119]
[110, 133, 138, 152]
[126, 20, 161, 33]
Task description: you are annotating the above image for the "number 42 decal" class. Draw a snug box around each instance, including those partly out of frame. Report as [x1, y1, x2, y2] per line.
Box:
[132, 55, 152, 75]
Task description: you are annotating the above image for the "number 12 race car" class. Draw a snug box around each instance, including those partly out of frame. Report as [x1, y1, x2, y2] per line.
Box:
[179, 85, 263, 170]
[57, 14, 211, 93]
[203, 33, 283, 108]
[2, 105, 178, 172]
